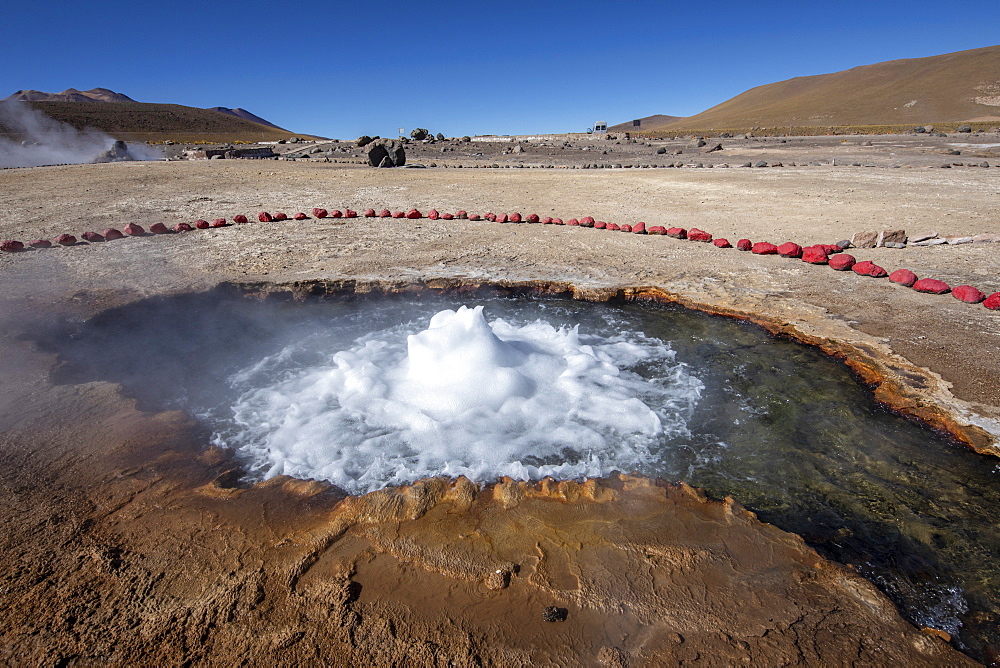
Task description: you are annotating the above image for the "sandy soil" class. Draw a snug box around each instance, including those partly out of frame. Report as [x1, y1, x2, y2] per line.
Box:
[0, 147, 998, 664]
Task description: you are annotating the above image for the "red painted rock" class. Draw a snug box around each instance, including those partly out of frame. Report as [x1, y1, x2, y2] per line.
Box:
[194, 220, 210, 229]
[1, 240, 24, 252]
[124, 223, 144, 236]
[736, 239, 752, 251]
[174, 222, 193, 232]
[889, 269, 918, 287]
[55, 234, 77, 246]
[953, 285, 986, 303]
[713, 238, 733, 249]
[212, 219, 228, 228]
[751, 242, 778, 255]
[456, 210, 468, 219]
[542, 216, 553, 224]
[388, 211, 402, 218]
[103, 228, 124, 240]
[312, 208, 328, 218]
[567, 218, 580, 226]
[983, 293, 1000, 310]
[496, 213, 509, 223]
[647, 226, 667, 235]
[273, 212, 288, 221]
[594, 221, 607, 229]
[823, 244, 843, 254]
[666, 227, 687, 239]
[509, 212, 522, 223]
[777, 242, 802, 258]
[913, 278, 951, 294]
[404, 209, 420, 219]
[632, 222, 645, 234]
[688, 228, 713, 242]
[552, 218, 564, 225]
[485, 212, 497, 221]
[150, 223, 170, 234]
[294, 212, 309, 220]
[364, 209, 377, 217]
[607, 223, 620, 231]
[428, 209, 440, 220]
[81, 231, 104, 242]
[580, 216, 595, 227]
[379, 209, 391, 218]
[258, 212, 273, 222]
[330, 210, 343, 218]
[527, 214, 540, 223]
[620, 224, 632, 232]
[30, 239, 52, 248]
[800, 245, 828, 264]
[441, 213, 454, 220]
[829, 254, 855, 270]
[852, 261, 887, 278]
[233, 215, 249, 224]
[345, 209, 358, 218]
[469, 214, 481, 221]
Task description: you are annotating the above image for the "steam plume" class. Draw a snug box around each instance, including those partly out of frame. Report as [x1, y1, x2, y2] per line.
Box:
[0, 99, 159, 168]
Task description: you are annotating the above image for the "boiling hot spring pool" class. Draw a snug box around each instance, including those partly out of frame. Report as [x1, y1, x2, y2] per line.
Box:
[46, 289, 1000, 659]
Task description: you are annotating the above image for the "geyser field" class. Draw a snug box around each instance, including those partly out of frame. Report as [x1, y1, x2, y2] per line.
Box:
[1, 158, 999, 664]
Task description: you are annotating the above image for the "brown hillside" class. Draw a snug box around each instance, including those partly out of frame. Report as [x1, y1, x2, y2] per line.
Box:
[3, 101, 307, 142]
[608, 114, 684, 132]
[660, 44, 1000, 133]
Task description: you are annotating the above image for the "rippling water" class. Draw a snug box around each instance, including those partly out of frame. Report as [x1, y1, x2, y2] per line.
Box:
[47, 288, 1000, 661]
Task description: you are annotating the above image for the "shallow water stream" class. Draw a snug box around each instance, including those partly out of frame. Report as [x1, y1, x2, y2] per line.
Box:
[45, 288, 999, 660]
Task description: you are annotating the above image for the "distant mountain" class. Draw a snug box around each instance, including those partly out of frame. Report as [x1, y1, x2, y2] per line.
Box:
[208, 107, 287, 131]
[620, 45, 1000, 133]
[609, 114, 685, 132]
[5, 88, 136, 103]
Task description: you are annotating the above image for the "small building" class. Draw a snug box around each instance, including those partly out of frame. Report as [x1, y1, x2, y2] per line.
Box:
[593, 121, 608, 133]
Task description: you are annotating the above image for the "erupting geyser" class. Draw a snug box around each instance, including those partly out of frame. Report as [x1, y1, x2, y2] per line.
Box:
[217, 305, 701, 494]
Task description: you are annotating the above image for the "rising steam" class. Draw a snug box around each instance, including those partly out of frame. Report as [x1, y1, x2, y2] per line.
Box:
[0, 99, 160, 168]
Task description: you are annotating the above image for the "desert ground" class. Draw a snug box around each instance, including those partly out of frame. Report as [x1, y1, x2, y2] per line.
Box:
[1, 134, 998, 665]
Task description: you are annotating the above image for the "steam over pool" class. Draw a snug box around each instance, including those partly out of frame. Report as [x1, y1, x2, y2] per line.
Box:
[214, 305, 702, 493]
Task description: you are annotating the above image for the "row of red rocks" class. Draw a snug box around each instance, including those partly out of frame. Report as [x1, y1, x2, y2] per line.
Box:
[3, 208, 997, 310]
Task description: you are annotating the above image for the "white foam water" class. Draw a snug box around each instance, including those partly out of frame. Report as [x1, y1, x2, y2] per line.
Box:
[213, 305, 703, 494]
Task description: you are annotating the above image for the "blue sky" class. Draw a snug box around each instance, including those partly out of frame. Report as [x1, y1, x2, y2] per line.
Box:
[4, 0, 998, 138]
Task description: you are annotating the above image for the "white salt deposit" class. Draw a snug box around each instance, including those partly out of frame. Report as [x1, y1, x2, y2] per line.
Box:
[215, 305, 703, 494]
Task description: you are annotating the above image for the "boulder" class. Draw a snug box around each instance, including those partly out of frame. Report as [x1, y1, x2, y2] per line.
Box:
[666, 227, 687, 239]
[754, 160, 768, 168]
[952, 285, 986, 303]
[509, 212, 522, 223]
[751, 242, 778, 254]
[124, 223, 144, 236]
[406, 209, 422, 219]
[1, 240, 24, 252]
[392, 211, 405, 218]
[823, 244, 844, 254]
[456, 210, 468, 219]
[233, 215, 249, 224]
[607, 223, 620, 231]
[273, 212, 288, 221]
[594, 221, 606, 229]
[777, 242, 802, 258]
[495, 213, 509, 223]
[174, 222, 193, 232]
[345, 210, 359, 218]
[363, 209, 376, 217]
[552, 218, 564, 225]
[580, 216, 595, 227]
[291, 212, 307, 220]
[356, 135, 373, 147]
[212, 219, 228, 227]
[632, 222, 645, 234]
[889, 269, 918, 287]
[194, 220, 210, 229]
[485, 212, 496, 221]
[983, 293, 1000, 310]
[828, 254, 856, 271]
[800, 246, 828, 263]
[441, 213, 453, 220]
[687, 137, 707, 148]
[55, 233, 77, 245]
[378, 209, 391, 217]
[30, 239, 53, 248]
[956, 124, 972, 133]
[527, 214, 540, 223]
[713, 238, 732, 248]
[468, 214, 481, 221]
[877, 229, 907, 247]
[367, 138, 406, 167]
[81, 231, 104, 242]
[149, 223, 170, 234]
[436, 132, 445, 141]
[851, 231, 878, 248]
[410, 128, 429, 140]
[736, 239, 752, 251]
[703, 143, 723, 153]
[330, 210, 343, 218]
[258, 212, 273, 222]
[428, 209, 440, 220]
[688, 228, 712, 242]
[912, 278, 950, 294]
[647, 226, 667, 235]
